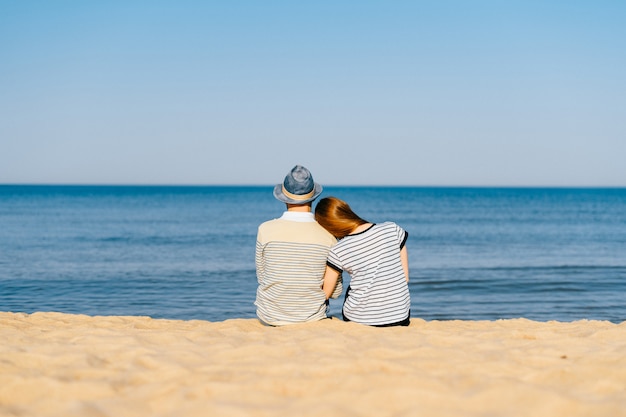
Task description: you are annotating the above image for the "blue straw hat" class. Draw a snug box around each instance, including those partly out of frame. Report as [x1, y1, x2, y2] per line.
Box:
[273, 165, 323, 204]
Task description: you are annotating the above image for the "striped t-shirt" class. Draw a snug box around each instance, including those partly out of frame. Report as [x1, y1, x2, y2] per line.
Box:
[255, 211, 341, 326]
[327, 222, 410, 326]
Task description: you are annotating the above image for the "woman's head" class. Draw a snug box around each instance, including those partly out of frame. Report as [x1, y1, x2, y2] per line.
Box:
[315, 197, 368, 239]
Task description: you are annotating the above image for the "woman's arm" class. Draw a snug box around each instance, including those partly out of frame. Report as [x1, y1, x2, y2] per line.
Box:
[400, 245, 409, 282]
[322, 265, 341, 300]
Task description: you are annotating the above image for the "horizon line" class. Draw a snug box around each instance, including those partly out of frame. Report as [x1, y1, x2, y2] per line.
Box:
[1, 183, 625, 189]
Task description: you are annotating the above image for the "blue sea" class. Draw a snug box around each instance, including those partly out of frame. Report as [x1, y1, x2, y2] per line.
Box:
[1, 186, 625, 323]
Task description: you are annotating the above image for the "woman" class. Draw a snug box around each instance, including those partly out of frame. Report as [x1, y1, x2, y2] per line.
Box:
[315, 197, 411, 327]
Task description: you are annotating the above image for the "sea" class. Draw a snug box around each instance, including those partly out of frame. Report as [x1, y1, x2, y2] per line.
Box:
[1, 185, 625, 323]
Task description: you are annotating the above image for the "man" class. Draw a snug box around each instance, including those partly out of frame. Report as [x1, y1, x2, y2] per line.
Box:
[255, 165, 342, 326]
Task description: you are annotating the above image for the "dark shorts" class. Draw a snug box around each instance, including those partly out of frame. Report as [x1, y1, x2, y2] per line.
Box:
[342, 312, 410, 327]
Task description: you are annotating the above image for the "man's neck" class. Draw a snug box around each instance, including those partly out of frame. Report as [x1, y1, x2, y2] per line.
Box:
[286, 203, 312, 213]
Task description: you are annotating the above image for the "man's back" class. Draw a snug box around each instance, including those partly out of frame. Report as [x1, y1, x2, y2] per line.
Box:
[255, 217, 338, 326]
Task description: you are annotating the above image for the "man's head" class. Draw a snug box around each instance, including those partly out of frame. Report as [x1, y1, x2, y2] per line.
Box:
[273, 165, 323, 205]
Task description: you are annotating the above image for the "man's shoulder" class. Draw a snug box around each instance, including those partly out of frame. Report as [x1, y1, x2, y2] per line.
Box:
[258, 219, 335, 245]
[258, 217, 281, 228]
[259, 217, 322, 229]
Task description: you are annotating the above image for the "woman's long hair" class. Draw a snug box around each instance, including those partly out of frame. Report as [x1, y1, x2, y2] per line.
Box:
[315, 197, 368, 239]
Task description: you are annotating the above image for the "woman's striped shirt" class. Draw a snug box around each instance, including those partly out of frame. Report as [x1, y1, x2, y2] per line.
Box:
[327, 222, 410, 326]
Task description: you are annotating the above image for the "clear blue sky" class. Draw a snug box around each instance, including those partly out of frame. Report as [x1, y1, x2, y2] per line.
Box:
[1, 1, 625, 186]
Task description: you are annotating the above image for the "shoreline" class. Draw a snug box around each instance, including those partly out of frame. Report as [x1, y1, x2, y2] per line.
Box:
[2, 312, 625, 416]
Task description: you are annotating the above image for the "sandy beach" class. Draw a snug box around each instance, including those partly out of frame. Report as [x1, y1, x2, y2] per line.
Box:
[1, 312, 625, 417]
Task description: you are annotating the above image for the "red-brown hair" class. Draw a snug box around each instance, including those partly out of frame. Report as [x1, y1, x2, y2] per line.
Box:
[315, 197, 368, 239]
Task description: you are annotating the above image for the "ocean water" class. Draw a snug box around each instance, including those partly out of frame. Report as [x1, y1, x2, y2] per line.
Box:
[1, 185, 625, 323]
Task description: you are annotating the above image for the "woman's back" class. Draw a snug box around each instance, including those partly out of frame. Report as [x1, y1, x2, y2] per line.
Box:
[327, 221, 410, 326]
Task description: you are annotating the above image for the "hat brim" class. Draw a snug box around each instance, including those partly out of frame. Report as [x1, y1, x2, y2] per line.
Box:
[273, 183, 323, 204]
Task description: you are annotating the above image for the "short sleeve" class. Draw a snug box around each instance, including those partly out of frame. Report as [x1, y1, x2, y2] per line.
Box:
[327, 247, 343, 273]
[396, 223, 408, 249]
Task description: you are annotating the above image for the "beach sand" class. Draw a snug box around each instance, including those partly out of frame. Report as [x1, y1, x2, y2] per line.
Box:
[1, 312, 625, 417]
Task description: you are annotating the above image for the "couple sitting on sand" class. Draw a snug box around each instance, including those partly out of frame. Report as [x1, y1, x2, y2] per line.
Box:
[255, 165, 411, 327]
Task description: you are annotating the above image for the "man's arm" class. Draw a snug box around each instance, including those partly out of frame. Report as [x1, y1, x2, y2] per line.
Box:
[255, 238, 264, 284]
